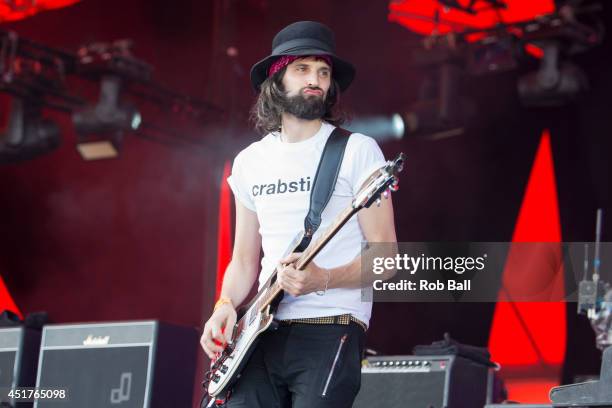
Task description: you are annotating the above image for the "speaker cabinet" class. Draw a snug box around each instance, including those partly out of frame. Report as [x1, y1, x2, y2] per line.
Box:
[0, 326, 41, 407]
[34, 321, 197, 408]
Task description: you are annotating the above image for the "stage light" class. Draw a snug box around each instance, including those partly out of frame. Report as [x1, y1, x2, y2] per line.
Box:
[0, 1, 81, 23]
[351, 63, 469, 142]
[0, 97, 60, 164]
[403, 100, 466, 140]
[346, 114, 405, 143]
[404, 63, 471, 140]
[72, 75, 141, 160]
[73, 76, 141, 134]
[517, 43, 588, 107]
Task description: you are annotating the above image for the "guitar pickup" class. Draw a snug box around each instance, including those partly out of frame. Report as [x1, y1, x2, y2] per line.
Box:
[212, 374, 221, 383]
[220, 365, 228, 374]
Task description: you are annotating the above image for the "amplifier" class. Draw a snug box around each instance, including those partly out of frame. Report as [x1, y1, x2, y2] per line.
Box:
[34, 320, 197, 408]
[0, 326, 41, 407]
[353, 355, 491, 408]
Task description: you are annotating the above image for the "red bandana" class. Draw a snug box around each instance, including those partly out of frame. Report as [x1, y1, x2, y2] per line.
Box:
[268, 55, 333, 77]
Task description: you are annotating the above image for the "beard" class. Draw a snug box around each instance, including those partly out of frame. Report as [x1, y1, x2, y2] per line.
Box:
[279, 87, 327, 120]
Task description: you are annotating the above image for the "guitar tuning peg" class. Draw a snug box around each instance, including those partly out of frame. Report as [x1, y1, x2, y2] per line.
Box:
[376, 198, 381, 207]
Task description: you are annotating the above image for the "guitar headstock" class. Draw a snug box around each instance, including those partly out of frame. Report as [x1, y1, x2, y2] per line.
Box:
[354, 153, 406, 209]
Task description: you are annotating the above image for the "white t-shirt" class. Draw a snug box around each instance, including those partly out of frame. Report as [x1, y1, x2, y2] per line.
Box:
[227, 121, 386, 327]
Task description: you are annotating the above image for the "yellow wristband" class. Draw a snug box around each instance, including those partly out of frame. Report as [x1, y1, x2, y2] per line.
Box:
[214, 297, 233, 312]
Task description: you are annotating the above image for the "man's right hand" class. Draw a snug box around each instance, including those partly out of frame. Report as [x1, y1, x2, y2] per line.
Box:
[201, 304, 237, 359]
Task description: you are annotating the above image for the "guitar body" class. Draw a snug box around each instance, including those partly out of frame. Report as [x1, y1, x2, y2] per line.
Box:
[207, 303, 277, 396]
[207, 230, 304, 397]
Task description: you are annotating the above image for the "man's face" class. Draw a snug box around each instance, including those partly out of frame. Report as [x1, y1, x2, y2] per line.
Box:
[279, 56, 332, 120]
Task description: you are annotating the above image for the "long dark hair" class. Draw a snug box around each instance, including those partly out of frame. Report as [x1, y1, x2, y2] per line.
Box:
[250, 66, 346, 135]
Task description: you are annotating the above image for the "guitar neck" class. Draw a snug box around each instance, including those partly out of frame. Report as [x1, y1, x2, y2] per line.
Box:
[257, 204, 359, 313]
[296, 205, 358, 270]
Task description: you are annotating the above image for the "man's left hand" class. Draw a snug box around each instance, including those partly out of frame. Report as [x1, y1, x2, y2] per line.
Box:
[277, 253, 329, 297]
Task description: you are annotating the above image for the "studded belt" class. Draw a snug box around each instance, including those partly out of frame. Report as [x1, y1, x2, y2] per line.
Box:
[278, 313, 367, 332]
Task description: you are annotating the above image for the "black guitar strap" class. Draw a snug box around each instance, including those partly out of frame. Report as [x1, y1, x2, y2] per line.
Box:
[295, 127, 351, 252]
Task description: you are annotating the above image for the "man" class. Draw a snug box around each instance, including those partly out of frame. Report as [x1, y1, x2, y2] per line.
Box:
[201, 21, 397, 408]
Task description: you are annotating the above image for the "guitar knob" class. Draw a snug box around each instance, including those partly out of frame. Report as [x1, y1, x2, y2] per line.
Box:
[383, 190, 389, 199]
[220, 365, 229, 374]
[212, 374, 221, 383]
[376, 198, 381, 207]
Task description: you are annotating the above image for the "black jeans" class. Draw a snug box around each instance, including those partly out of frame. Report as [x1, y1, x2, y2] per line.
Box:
[226, 321, 365, 408]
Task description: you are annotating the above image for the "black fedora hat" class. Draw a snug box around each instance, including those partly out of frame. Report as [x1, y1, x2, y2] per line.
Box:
[250, 21, 355, 92]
